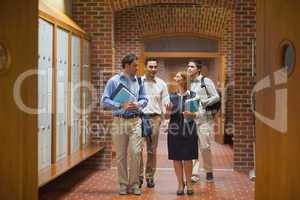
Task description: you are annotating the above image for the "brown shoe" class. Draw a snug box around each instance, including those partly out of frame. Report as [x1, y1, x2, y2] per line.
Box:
[128, 186, 142, 195]
[206, 172, 214, 182]
[119, 184, 128, 195]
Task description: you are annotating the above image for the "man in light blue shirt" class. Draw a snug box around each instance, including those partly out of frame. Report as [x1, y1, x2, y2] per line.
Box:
[101, 53, 148, 195]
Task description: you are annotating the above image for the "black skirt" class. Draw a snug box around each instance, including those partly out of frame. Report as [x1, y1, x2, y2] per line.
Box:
[167, 92, 198, 161]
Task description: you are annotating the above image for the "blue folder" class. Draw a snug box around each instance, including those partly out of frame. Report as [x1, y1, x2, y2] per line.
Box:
[185, 98, 200, 112]
[110, 83, 136, 104]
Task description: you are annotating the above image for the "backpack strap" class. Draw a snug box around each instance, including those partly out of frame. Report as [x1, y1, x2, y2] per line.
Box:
[137, 76, 144, 99]
[200, 76, 211, 98]
[189, 90, 197, 99]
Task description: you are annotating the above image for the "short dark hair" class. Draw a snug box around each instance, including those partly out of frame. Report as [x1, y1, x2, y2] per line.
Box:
[188, 60, 203, 70]
[121, 53, 138, 68]
[145, 57, 157, 66]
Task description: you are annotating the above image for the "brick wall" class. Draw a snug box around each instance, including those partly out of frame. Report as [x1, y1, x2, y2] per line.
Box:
[115, 9, 143, 70]
[71, 0, 256, 171]
[221, 11, 235, 137]
[233, 0, 256, 171]
[111, 0, 235, 11]
[72, 0, 114, 169]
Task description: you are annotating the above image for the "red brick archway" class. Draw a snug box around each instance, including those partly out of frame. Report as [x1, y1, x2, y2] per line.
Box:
[110, 0, 235, 12]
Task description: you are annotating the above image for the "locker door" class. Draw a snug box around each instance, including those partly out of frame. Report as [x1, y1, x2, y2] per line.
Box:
[44, 20, 53, 168]
[71, 35, 80, 153]
[38, 18, 45, 170]
[56, 28, 68, 161]
[38, 18, 53, 170]
[82, 40, 90, 145]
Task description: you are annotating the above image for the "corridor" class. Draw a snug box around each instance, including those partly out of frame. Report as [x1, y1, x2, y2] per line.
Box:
[40, 133, 254, 200]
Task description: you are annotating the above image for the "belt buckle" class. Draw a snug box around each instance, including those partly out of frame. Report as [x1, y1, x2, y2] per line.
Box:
[124, 114, 139, 119]
[149, 113, 160, 117]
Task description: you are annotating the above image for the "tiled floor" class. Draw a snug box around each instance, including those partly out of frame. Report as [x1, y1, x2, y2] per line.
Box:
[39, 133, 254, 200]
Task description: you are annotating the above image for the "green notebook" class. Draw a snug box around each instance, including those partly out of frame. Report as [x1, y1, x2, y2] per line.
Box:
[185, 98, 200, 113]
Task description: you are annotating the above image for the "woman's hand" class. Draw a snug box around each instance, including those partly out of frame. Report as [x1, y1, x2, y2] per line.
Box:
[164, 103, 173, 119]
[183, 111, 197, 119]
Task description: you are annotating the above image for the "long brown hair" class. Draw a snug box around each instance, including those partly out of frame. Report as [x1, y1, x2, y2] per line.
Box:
[177, 71, 190, 91]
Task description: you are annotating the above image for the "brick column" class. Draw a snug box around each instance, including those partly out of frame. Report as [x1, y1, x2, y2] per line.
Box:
[72, 0, 114, 169]
[233, 0, 256, 171]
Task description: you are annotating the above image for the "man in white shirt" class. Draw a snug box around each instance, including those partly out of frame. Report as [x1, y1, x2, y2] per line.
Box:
[139, 58, 170, 188]
[187, 60, 220, 182]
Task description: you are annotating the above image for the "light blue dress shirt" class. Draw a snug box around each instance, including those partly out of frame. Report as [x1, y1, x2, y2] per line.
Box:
[101, 72, 148, 117]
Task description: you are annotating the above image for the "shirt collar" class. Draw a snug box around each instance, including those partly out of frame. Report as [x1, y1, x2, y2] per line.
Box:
[178, 90, 190, 96]
[120, 72, 137, 82]
[142, 75, 157, 83]
[191, 74, 203, 83]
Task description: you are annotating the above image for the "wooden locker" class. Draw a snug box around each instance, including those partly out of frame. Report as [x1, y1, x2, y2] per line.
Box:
[38, 18, 53, 170]
[71, 35, 80, 153]
[82, 40, 90, 145]
[56, 28, 68, 161]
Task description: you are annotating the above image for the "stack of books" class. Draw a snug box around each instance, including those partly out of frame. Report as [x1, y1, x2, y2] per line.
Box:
[111, 83, 136, 103]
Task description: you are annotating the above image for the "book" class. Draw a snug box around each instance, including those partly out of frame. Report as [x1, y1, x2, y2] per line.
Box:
[184, 98, 200, 112]
[111, 83, 136, 104]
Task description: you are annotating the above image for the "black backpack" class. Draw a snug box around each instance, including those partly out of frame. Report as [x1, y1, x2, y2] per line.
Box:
[200, 76, 221, 115]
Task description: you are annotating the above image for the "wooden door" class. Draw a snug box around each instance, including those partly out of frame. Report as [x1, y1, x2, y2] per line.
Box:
[138, 54, 145, 76]
[256, 0, 300, 199]
[215, 56, 226, 144]
[0, 0, 38, 199]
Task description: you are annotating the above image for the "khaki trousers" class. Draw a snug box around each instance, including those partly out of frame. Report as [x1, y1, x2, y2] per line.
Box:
[139, 115, 161, 179]
[112, 117, 143, 188]
[192, 118, 214, 174]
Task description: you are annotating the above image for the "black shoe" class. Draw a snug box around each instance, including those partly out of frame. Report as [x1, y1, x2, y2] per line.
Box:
[139, 177, 143, 188]
[146, 178, 155, 188]
[206, 172, 214, 182]
[176, 189, 184, 195]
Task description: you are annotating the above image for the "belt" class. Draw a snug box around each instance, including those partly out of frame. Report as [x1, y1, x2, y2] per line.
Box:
[115, 114, 140, 119]
[144, 113, 161, 117]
